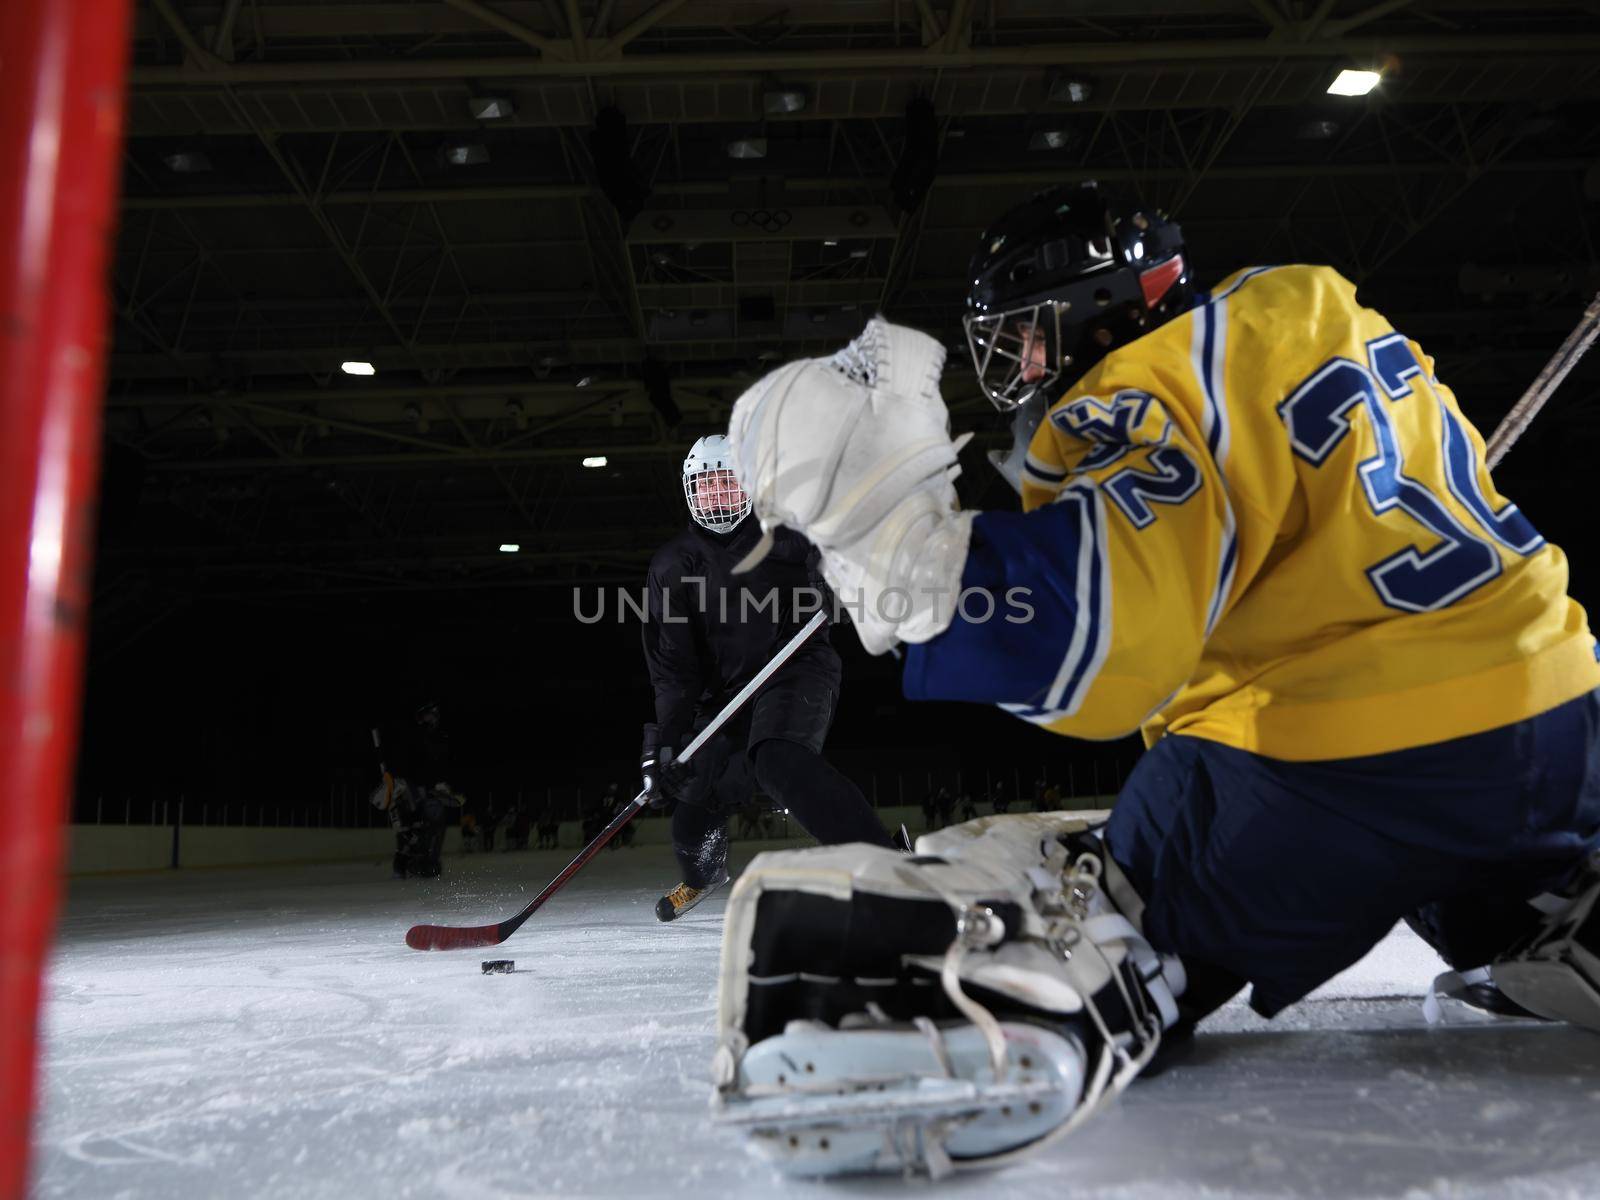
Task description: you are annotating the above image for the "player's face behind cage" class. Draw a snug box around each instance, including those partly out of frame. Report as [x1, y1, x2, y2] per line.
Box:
[685, 467, 751, 533]
[964, 306, 1066, 410]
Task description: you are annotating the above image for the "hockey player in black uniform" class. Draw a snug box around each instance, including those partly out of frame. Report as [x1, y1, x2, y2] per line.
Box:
[641, 434, 895, 922]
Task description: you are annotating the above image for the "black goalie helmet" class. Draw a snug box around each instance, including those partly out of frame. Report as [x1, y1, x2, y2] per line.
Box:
[963, 183, 1193, 410]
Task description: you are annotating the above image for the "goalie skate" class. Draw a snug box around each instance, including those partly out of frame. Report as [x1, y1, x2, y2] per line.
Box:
[710, 813, 1183, 1179]
[718, 1019, 1086, 1179]
[1491, 867, 1600, 1031]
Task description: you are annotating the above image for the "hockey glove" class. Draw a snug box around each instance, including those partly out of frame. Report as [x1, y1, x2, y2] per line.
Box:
[642, 723, 696, 809]
[640, 722, 667, 807]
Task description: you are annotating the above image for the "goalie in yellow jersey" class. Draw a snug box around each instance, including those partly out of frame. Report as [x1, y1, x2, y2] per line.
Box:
[706, 185, 1600, 1178]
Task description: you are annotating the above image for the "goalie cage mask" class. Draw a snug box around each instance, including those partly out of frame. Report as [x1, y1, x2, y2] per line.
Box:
[964, 183, 1193, 412]
[710, 812, 1186, 1179]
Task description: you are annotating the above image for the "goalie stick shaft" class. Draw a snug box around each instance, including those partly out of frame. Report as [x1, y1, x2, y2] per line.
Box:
[1484, 287, 1600, 470]
[404, 609, 829, 951]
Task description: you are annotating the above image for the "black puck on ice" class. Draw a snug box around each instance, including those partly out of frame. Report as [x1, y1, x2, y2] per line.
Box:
[481, 959, 515, 974]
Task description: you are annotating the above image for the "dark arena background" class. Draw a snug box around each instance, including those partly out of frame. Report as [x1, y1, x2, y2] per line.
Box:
[8, 2, 1600, 1198]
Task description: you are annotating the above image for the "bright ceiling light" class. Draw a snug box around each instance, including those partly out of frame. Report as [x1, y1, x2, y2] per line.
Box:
[1327, 69, 1382, 97]
[499, 543, 521, 553]
[727, 138, 768, 160]
[340, 360, 375, 376]
[582, 455, 608, 468]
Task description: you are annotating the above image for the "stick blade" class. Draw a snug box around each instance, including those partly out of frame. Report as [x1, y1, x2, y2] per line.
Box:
[405, 922, 503, 951]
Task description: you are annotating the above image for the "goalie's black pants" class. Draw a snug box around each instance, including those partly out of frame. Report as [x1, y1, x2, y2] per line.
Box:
[1106, 687, 1600, 1020]
[670, 672, 893, 888]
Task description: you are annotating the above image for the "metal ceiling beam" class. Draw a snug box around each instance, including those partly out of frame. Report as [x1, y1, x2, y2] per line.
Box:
[117, 158, 1592, 211]
[105, 377, 745, 408]
[142, 441, 686, 470]
[442, 0, 569, 57]
[124, 62, 1600, 137]
[599, 0, 691, 57]
[128, 33, 1600, 86]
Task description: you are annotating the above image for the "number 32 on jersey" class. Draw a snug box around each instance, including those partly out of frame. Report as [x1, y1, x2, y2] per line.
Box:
[1278, 333, 1543, 613]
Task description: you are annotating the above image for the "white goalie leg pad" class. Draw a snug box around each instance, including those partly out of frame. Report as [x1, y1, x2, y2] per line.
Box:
[711, 812, 1184, 1179]
[1491, 864, 1600, 1031]
[725, 317, 973, 655]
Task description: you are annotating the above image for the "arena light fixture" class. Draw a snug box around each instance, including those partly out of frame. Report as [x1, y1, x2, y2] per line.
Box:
[439, 141, 490, 166]
[162, 150, 212, 173]
[763, 87, 808, 115]
[1327, 69, 1382, 97]
[727, 138, 768, 160]
[499, 543, 521, 553]
[582, 455, 608, 468]
[469, 96, 515, 120]
[1048, 77, 1094, 104]
[340, 360, 375, 376]
[1297, 119, 1341, 140]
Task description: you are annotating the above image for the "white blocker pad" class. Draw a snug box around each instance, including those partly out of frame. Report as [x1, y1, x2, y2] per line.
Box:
[710, 812, 1184, 1179]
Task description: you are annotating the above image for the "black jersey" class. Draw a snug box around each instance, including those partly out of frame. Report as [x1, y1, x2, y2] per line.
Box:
[642, 518, 840, 747]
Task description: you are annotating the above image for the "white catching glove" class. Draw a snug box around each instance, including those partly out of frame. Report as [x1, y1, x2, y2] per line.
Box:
[727, 317, 974, 655]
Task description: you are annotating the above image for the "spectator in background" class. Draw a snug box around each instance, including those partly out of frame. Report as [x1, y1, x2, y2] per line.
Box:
[536, 801, 560, 850]
[990, 781, 1010, 815]
[507, 799, 531, 852]
[1042, 781, 1063, 812]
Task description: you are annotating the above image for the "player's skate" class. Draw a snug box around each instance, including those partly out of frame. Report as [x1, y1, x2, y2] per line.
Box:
[1491, 862, 1600, 1031]
[656, 869, 730, 923]
[726, 317, 973, 654]
[711, 812, 1184, 1179]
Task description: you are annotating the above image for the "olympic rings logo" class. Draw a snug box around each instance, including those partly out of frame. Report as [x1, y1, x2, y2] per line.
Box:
[730, 209, 794, 233]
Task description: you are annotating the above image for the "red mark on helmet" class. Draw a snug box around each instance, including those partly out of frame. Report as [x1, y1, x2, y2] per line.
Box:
[1139, 255, 1184, 307]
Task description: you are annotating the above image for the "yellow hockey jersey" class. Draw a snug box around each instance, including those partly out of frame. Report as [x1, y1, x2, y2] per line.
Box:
[908, 265, 1599, 760]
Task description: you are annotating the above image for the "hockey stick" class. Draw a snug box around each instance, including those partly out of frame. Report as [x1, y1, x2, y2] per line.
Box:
[404, 608, 829, 951]
[1484, 287, 1600, 469]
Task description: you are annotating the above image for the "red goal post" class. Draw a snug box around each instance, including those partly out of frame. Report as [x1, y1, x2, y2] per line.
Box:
[0, 3, 132, 1197]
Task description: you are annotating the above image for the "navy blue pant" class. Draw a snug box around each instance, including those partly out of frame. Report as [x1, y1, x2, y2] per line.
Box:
[1106, 690, 1600, 1018]
[670, 670, 891, 886]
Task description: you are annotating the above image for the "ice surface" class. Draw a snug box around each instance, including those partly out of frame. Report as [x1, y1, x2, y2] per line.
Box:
[35, 843, 1600, 1199]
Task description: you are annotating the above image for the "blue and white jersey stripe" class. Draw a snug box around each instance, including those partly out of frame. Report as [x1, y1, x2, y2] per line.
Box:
[1022, 453, 1068, 486]
[1190, 268, 1279, 636]
[992, 482, 1112, 723]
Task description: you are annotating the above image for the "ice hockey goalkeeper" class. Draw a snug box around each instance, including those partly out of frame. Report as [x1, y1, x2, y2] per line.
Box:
[707, 184, 1600, 1178]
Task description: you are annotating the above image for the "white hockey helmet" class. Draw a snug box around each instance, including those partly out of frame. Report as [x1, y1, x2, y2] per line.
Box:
[683, 434, 752, 533]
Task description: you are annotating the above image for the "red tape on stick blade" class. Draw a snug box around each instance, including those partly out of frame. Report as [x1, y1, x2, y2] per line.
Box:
[406, 923, 502, 951]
